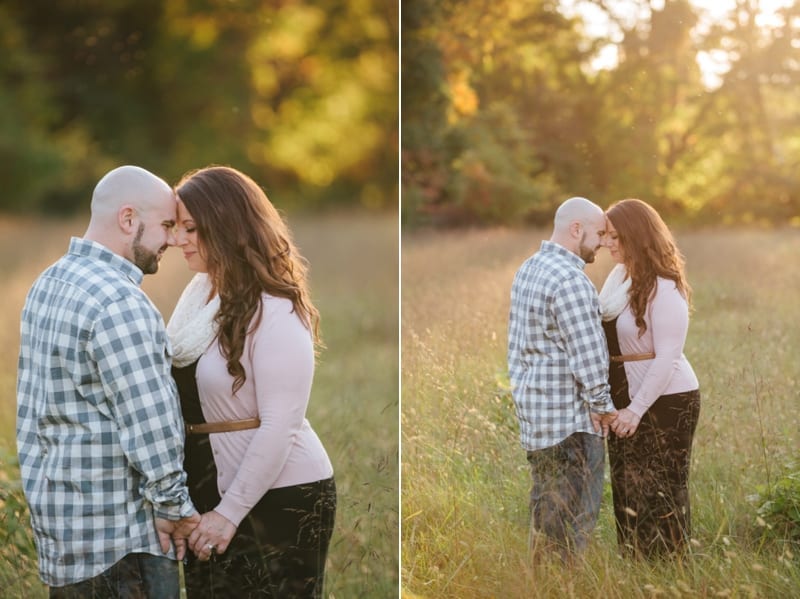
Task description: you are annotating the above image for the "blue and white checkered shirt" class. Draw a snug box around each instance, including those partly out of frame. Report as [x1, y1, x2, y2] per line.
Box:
[16, 238, 195, 587]
[508, 241, 613, 451]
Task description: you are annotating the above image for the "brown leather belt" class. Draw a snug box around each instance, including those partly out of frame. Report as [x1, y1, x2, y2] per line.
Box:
[610, 352, 655, 363]
[185, 418, 261, 435]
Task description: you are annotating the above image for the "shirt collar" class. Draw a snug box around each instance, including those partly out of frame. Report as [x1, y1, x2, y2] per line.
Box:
[539, 240, 586, 269]
[68, 237, 144, 286]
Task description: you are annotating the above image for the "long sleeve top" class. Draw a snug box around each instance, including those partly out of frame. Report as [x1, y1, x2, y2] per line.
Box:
[508, 241, 614, 451]
[195, 294, 333, 527]
[16, 238, 195, 587]
[615, 277, 699, 417]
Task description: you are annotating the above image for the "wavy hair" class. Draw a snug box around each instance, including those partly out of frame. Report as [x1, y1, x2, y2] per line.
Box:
[606, 198, 691, 337]
[175, 165, 320, 393]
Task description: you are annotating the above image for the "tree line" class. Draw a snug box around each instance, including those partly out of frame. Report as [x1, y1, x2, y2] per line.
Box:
[402, 0, 800, 227]
[2, 0, 397, 214]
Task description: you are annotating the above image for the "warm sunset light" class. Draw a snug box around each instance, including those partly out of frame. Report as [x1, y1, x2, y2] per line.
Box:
[404, 0, 800, 227]
[693, 0, 797, 86]
[562, 0, 797, 87]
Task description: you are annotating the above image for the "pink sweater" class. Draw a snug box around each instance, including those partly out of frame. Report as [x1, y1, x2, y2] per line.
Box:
[195, 295, 333, 527]
[615, 277, 699, 418]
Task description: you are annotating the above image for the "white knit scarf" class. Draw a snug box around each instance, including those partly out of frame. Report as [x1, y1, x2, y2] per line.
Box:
[166, 273, 220, 368]
[598, 263, 631, 322]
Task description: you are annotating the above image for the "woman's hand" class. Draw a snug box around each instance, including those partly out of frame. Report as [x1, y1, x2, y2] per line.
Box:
[611, 408, 641, 438]
[189, 510, 237, 561]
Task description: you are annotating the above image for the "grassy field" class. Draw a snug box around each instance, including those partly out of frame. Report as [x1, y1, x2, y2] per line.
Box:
[401, 226, 800, 598]
[0, 211, 398, 597]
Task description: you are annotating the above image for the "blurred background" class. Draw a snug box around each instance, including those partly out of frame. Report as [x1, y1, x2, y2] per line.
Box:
[402, 0, 800, 227]
[0, 1, 398, 597]
[1, 0, 396, 212]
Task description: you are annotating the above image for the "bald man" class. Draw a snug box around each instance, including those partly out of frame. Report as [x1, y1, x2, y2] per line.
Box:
[86, 165, 177, 275]
[17, 166, 200, 597]
[507, 196, 617, 562]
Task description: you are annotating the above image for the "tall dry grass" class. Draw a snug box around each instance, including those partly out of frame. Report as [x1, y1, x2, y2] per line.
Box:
[0, 211, 398, 597]
[402, 226, 800, 598]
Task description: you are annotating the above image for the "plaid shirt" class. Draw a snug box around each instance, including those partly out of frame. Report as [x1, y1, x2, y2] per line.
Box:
[16, 238, 195, 587]
[508, 241, 613, 451]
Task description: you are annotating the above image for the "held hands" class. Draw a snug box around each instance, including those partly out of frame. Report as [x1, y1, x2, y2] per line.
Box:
[189, 510, 238, 561]
[610, 408, 641, 438]
[590, 410, 618, 438]
[155, 513, 201, 560]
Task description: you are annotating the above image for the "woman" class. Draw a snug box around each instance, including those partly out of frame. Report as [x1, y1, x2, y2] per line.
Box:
[166, 165, 336, 597]
[598, 198, 700, 559]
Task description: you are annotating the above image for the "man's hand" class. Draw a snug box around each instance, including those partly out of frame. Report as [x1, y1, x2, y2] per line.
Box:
[590, 410, 617, 438]
[155, 513, 201, 560]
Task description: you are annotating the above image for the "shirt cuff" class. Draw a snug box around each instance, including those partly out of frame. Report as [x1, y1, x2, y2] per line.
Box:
[153, 496, 197, 521]
[587, 396, 615, 414]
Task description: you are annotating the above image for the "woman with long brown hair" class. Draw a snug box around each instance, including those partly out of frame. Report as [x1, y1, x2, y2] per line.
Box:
[598, 198, 700, 558]
[167, 165, 335, 596]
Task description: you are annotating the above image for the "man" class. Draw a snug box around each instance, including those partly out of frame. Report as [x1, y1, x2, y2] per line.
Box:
[17, 165, 200, 597]
[507, 196, 616, 561]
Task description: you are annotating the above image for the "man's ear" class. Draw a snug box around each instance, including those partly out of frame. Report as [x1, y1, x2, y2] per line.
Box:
[118, 205, 137, 234]
[569, 221, 582, 239]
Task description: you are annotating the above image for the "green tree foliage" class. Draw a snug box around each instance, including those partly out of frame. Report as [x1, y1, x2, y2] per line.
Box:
[402, 0, 800, 226]
[403, 0, 570, 225]
[1, 0, 397, 213]
[692, 1, 800, 222]
[589, 0, 706, 216]
[0, 4, 106, 212]
[401, 0, 450, 225]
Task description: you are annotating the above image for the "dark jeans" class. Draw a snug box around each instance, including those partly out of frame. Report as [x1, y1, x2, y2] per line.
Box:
[49, 553, 179, 599]
[526, 432, 605, 559]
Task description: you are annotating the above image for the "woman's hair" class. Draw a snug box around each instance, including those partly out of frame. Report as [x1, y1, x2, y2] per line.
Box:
[606, 198, 691, 336]
[175, 165, 320, 393]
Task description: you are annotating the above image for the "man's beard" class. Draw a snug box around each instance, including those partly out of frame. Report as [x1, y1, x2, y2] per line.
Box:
[132, 224, 162, 274]
[578, 232, 596, 263]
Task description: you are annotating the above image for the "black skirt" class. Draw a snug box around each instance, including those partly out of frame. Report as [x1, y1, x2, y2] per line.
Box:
[602, 318, 701, 558]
